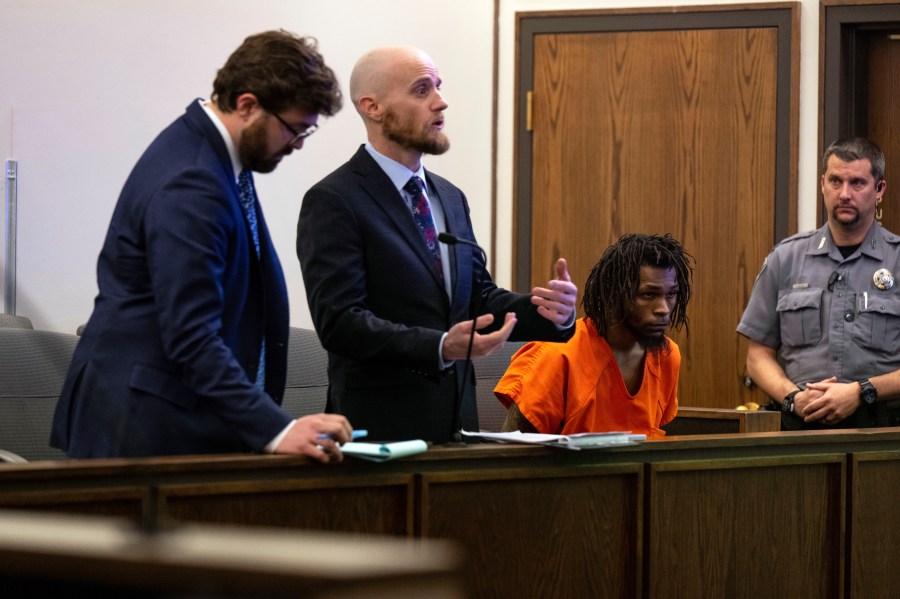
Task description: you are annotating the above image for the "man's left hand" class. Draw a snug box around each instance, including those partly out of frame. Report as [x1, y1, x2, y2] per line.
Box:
[530, 258, 577, 326]
[801, 379, 862, 424]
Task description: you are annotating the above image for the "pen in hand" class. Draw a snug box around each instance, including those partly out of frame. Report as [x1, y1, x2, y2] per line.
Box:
[317, 429, 368, 442]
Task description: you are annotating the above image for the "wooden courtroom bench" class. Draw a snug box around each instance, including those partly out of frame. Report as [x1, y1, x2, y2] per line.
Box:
[2, 428, 900, 598]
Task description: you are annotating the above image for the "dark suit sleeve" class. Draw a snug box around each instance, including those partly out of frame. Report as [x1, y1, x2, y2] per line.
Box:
[144, 167, 290, 448]
[447, 187, 573, 344]
[298, 183, 446, 376]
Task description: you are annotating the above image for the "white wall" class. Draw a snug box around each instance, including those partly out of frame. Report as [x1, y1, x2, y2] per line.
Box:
[0, 0, 493, 332]
[2, 0, 821, 334]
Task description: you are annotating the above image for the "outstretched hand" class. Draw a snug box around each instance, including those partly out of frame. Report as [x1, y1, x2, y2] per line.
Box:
[531, 258, 577, 326]
[442, 312, 517, 361]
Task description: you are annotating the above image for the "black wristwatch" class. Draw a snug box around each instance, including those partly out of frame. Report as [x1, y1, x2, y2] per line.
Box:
[859, 379, 878, 405]
[782, 389, 801, 414]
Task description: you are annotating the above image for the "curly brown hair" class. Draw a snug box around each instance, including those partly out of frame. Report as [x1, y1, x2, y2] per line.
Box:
[212, 30, 342, 117]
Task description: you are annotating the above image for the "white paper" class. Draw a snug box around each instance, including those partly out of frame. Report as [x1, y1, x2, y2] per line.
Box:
[461, 430, 645, 450]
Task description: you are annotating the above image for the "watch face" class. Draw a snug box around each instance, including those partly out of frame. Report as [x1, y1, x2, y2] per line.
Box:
[782, 397, 794, 413]
[861, 381, 877, 405]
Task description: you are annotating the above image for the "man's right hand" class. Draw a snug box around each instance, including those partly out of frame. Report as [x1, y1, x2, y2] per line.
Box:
[442, 312, 517, 361]
[275, 413, 353, 462]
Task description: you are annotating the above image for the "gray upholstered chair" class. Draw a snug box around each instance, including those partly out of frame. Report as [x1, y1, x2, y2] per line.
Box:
[0, 313, 33, 329]
[0, 328, 78, 461]
[281, 327, 330, 418]
[474, 341, 526, 432]
[279, 327, 525, 432]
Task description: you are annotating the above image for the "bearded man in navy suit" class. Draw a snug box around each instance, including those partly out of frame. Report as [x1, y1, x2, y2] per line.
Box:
[52, 31, 353, 459]
[297, 46, 577, 443]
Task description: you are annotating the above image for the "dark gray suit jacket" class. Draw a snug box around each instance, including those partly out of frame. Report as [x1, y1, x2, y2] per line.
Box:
[297, 146, 571, 443]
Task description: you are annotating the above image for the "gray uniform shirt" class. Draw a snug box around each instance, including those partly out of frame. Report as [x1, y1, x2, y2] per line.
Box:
[737, 222, 900, 387]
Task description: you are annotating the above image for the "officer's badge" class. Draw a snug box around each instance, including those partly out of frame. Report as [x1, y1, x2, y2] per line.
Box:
[873, 268, 895, 290]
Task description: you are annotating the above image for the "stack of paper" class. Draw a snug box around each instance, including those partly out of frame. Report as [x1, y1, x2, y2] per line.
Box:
[340, 440, 429, 462]
[461, 430, 645, 450]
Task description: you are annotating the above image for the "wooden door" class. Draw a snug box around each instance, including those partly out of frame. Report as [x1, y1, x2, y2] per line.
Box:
[866, 31, 900, 234]
[526, 27, 781, 409]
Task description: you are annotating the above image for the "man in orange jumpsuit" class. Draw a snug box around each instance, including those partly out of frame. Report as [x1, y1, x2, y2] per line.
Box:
[495, 233, 695, 437]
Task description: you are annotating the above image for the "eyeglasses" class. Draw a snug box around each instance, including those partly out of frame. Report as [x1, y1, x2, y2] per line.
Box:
[268, 111, 318, 148]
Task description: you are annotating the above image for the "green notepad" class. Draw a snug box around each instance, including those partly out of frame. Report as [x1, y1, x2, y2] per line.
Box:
[341, 440, 429, 462]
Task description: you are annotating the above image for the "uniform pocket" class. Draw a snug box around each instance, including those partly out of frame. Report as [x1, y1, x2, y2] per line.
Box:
[852, 294, 900, 352]
[776, 288, 823, 347]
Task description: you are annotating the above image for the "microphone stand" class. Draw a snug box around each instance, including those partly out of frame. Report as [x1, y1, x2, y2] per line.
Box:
[438, 232, 488, 444]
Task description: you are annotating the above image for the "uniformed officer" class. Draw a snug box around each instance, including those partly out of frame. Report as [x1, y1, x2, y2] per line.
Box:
[737, 137, 900, 430]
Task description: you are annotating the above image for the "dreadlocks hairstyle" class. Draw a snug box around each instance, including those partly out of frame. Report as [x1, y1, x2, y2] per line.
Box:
[581, 233, 695, 338]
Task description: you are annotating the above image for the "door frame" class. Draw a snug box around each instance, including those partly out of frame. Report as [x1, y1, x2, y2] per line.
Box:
[512, 5, 800, 290]
[819, 0, 900, 226]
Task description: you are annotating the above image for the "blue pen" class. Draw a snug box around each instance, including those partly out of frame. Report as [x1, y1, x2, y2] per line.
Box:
[318, 429, 368, 441]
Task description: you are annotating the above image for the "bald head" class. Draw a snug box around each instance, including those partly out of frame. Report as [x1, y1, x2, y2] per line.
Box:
[349, 46, 434, 113]
[349, 45, 449, 170]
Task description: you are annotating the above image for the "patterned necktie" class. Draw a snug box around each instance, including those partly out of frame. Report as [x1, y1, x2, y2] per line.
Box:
[238, 170, 261, 258]
[403, 176, 444, 283]
[237, 170, 265, 389]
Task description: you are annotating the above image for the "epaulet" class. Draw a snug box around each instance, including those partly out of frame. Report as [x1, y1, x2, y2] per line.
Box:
[880, 227, 900, 245]
[773, 229, 818, 249]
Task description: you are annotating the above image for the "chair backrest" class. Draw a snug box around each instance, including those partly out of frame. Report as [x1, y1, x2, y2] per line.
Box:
[279, 329, 525, 431]
[474, 341, 526, 432]
[0, 328, 78, 461]
[281, 327, 330, 418]
[0, 314, 34, 329]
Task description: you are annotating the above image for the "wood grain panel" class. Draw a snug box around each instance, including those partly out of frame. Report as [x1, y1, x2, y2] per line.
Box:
[530, 28, 777, 408]
[648, 456, 845, 599]
[420, 465, 642, 599]
[866, 31, 900, 236]
[849, 451, 900, 599]
[160, 477, 414, 535]
[0, 486, 145, 519]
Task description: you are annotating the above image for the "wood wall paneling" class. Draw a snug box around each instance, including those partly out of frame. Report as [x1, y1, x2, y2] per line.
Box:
[849, 451, 900, 599]
[647, 455, 845, 599]
[419, 465, 642, 599]
[160, 475, 415, 535]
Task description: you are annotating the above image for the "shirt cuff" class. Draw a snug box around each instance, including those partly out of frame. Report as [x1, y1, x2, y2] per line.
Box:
[438, 332, 455, 370]
[264, 419, 297, 453]
[556, 311, 576, 330]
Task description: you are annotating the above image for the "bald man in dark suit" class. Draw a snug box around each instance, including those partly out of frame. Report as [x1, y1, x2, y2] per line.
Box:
[297, 46, 577, 443]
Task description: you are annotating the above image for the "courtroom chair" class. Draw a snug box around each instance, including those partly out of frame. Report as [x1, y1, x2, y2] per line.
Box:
[0, 328, 78, 461]
[474, 341, 527, 432]
[0, 313, 33, 329]
[281, 327, 330, 418]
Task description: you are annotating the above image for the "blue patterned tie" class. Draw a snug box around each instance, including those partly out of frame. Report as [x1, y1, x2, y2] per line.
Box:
[238, 170, 261, 258]
[403, 176, 444, 283]
[238, 170, 265, 389]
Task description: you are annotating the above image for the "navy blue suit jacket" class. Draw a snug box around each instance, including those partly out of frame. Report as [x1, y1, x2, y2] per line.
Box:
[51, 101, 292, 457]
[297, 146, 571, 443]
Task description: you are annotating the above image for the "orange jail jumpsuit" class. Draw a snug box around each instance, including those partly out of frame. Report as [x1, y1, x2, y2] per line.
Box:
[494, 319, 679, 437]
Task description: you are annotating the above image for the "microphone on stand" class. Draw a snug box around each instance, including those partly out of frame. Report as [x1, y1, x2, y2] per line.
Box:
[438, 232, 488, 444]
